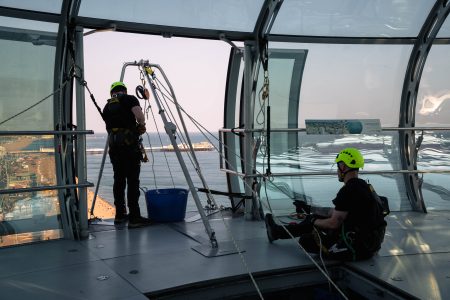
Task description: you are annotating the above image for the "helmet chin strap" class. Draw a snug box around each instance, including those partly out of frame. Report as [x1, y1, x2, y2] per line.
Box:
[338, 164, 353, 182]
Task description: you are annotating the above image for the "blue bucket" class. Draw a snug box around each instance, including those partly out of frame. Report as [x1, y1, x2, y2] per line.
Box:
[145, 188, 189, 222]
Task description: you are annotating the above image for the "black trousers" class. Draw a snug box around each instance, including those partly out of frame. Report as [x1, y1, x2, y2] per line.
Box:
[276, 220, 377, 261]
[109, 148, 142, 219]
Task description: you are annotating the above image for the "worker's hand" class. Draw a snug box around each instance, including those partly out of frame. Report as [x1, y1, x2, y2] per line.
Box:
[302, 214, 317, 227]
[137, 123, 146, 135]
[293, 200, 311, 214]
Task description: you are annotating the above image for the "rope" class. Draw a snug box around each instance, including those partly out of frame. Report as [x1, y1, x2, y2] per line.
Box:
[146, 102, 176, 188]
[140, 64, 350, 299]
[154, 88, 347, 298]
[154, 78, 196, 167]
[152, 77, 216, 209]
[143, 132, 158, 189]
[143, 67, 264, 298]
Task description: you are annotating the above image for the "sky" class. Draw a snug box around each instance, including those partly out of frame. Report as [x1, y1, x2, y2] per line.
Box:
[83, 32, 231, 133]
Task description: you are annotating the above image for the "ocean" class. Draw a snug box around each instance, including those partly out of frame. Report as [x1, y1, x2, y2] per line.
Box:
[86, 132, 230, 214]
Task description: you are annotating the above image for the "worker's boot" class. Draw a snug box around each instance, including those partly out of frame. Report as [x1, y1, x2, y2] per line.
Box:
[265, 213, 291, 242]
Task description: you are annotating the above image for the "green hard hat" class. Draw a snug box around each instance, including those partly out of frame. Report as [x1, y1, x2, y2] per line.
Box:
[110, 81, 127, 93]
[335, 147, 364, 169]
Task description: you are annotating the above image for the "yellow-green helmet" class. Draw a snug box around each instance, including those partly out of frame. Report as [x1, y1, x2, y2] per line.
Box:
[110, 81, 127, 94]
[335, 148, 364, 169]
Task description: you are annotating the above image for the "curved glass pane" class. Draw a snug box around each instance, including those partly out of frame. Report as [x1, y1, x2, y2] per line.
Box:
[416, 44, 450, 211]
[254, 49, 307, 155]
[258, 132, 409, 215]
[416, 45, 450, 126]
[0, 190, 62, 247]
[0, 19, 56, 131]
[0, 0, 62, 14]
[79, 0, 263, 32]
[254, 43, 413, 213]
[436, 11, 450, 38]
[281, 43, 411, 127]
[0, 16, 58, 32]
[0, 135, 61, 247]
[272, 0, 434, 37]
[0, 17, 60, 247]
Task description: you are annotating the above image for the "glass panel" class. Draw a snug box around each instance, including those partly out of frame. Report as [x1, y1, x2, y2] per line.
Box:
[0, 135, 57, 188]
[79, 0, 263, 32]
[222, 131, 244, 172]
[416, 43, 450, 211]
[0, 0, 62, 14]
[0, 17, 61, 247]
[417, 132, 450, 211]
[269, 43, 411, 128]
[254, 49, 307, 155]
[0, 190, 62, 248]
[0, 16, 59, 32]
[223, 49, 245, 197]
[0, 19, 56, 131]
[251, 45, 413, 213]
[416, 45, 450, 126]
[272, 0, 434, 37]
[86, 133, 230, 216]
[258, 132, 409, 216]
[437, 12, 450, 38]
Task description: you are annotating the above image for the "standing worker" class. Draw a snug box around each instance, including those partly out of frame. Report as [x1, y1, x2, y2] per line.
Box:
[265, 148, 387, 261]
[103, 81, 152, 228]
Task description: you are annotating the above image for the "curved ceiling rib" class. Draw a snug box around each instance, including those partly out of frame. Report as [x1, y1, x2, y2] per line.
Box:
[399, 0, 450, 212]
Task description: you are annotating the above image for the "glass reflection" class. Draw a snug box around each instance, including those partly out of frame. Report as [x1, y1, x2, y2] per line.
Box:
[256, 132, 410, 214]
[0, 190, 62, 248]
[0, 135, 61, 247]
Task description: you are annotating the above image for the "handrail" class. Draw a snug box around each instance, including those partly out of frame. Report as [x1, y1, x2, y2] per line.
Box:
[0, 182, 94, 195]
[221, 168, 450, 178]
[0, 130, 94, 136]
[219, 127, 450, 133]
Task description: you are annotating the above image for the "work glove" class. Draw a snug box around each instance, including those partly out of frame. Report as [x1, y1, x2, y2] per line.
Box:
[293, 200, 311, 214]
[137, 123, 146, 135]
[303, 214, 317, 226]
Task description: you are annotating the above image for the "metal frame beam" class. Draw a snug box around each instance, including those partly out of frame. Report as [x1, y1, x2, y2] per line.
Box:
[399, 0, 450, 212]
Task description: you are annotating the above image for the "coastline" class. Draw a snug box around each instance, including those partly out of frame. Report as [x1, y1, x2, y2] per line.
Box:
[86, 188, 116, 219]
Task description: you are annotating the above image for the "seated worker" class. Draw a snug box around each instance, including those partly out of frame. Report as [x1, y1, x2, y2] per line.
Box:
[265, 148, 387, 261]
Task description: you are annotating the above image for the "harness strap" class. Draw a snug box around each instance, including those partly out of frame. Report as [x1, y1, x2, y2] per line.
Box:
[341, 225, 356, 261]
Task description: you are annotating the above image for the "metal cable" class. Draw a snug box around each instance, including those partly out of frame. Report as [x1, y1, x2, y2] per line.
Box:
[151, 78, 216, 209]
[147, 103, 176, 188]
[156, 91, 347, 298]
[153, 78, 198, 170]
[144, 131, 158, 189]
[0, 80, 70, 127]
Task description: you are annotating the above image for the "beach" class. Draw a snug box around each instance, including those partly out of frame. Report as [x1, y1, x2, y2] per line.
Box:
[86, 188, 116, 219]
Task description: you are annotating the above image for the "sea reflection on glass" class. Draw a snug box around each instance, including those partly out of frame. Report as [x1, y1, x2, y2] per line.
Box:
[257, 132, 450, 215]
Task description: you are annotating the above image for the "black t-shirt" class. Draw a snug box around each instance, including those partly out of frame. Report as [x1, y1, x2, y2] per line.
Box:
[332, 178, 384, 232]
[103, 94, 140, 132]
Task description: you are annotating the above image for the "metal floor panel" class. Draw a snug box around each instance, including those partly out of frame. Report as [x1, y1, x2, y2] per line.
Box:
[0, 259, 148, 300]
[1, 211, 449, 299]
[347, 252, 450, 299]
[102, 233, 316, 294]
[0, 239, 100, 279]
[81, 223, 199, 260]
[379, 211, 450, 256]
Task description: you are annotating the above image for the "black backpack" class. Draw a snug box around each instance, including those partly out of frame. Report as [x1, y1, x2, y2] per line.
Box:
[368, 184, 390, 217]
